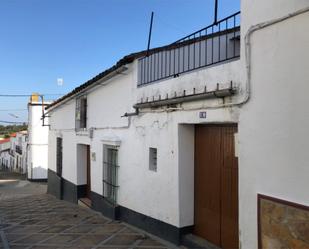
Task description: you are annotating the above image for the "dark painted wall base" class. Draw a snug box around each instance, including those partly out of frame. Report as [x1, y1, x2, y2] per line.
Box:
[47, 169, 87, 204]
[90, 190, 191, 245]
[47, 169, 61, 199]
[118, 205, 192, 245]
[91, 191, 119, 220]
[48, 169, 191, 245]
[28, 178, 47, 183]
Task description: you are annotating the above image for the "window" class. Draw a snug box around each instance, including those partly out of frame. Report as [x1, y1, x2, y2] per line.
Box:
[103, 145, 119, 205]
[56, 137, 63, 177]
[149, 147, 157, 172]
[76, 96, 87, 129]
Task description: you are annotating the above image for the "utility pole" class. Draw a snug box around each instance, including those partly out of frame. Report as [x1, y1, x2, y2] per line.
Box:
[214, 0, 218, 25]
[146, 11, 154, 56]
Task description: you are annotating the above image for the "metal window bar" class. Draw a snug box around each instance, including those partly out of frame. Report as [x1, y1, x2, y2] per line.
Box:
[103, 148, 119, 205]
[138, 11, 240, 86]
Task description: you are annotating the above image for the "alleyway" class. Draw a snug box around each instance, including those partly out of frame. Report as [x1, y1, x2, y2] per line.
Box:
[0, 172, 173, 249]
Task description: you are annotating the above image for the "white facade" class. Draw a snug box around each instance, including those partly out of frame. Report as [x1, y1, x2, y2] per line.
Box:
[47, 1, 309, 248]
[0, 139, 11, 169]
[0, 132, 28, 173]
[10, 131, 28, 173]
[48, 58, 241, 224]
[27, 100, 49, 180]
[238, 1, 309, 248]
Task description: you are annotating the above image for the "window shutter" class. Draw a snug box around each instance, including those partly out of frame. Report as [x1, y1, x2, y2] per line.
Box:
[75, 98, 81, 129]
[80, 98, 87, 128]
[56, 137, 62, 177]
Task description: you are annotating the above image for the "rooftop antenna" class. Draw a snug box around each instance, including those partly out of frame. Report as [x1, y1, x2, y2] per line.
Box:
[8, 113, 19, 118]
[146, 11, 154, 56]
[214, 0, 218, 25]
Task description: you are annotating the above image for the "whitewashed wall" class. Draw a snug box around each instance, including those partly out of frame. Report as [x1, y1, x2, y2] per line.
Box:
[238, 1, 309, 248]
[0, 141, 10, 169]
[28, 104, 49, 179]
[47, 2, 309, 245]
[49, 54, 241, 227]
[0, 140, 10, 151]
[14, 132, 28, 174]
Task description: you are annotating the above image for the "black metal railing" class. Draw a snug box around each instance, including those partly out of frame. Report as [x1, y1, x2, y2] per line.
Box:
[138, 11, 240, 86]
[103, 160, 119, 205]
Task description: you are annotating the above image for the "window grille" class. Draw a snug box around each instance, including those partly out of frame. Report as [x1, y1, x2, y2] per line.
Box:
[149, 147, 157, 172]
[103, 147, 119, 205]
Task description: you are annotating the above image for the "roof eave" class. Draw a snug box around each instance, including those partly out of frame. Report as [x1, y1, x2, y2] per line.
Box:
[46, 64, 129, 113]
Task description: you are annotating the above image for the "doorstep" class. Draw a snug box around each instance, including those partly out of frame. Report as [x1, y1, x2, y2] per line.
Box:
[181, 233, 221, 249]
[78, 197, 92, 208]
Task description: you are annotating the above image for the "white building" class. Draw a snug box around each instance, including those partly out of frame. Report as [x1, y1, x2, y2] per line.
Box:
[46, 1, 309, 248]
[27, 94, 50, 181]
[0, 138, 11, 170]
[0, 132, 27, 173]
[9, 131, 28, 174]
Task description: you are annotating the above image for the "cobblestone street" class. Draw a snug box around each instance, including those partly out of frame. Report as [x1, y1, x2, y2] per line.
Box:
[0, 173, 174, 249]
[0, 172, 47, 201]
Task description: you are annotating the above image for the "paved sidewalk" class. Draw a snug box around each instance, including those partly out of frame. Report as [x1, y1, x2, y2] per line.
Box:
[0, 194, 172, 249]
[0, 172, 173, 249]
[0, 175, 47, 201]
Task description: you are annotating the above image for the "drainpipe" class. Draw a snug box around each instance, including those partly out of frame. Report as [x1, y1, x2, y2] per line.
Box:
[121, 108, 139, 117]
[232, 6, 309, 108]
[40, 95, 50, 127]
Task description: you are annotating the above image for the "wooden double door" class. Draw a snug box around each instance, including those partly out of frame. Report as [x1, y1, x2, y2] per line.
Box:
[194, 124, 239, 249]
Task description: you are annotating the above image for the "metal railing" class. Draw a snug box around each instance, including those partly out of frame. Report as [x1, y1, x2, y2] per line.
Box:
[173, 11, 240, 44]
[138, 11, 240, 86]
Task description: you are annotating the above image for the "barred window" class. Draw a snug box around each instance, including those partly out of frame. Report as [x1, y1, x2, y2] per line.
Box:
[149, 147, 157, 172]
[103, 145, 119, 205]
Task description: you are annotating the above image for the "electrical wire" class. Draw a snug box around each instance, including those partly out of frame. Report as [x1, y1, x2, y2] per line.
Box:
[0, 109, 27, 112]
[0, 120, 27, 124]
[0, 94, 63, 97]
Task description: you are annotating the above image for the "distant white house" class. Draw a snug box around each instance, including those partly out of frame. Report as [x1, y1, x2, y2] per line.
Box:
[0, 131, 28, 173]
[46, 1, 309, 249]
[27, 93, 50, 181]
[10, 131, 28, 173]
[0, 138, 11, 170]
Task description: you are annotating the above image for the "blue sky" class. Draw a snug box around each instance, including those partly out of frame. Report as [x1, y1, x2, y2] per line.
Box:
[0, 0, 239, 123]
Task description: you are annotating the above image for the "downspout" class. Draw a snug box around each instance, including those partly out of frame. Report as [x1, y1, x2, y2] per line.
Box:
[227, 6, 309, 108]
[128, 7, 309, 114]
[40, 95, 50, 127]
[121, 108, 139, 117]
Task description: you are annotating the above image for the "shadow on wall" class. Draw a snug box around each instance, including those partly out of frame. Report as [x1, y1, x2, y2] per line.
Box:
[31, 166, 47, 179]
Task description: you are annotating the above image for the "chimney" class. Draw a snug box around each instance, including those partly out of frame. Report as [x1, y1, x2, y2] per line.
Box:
[30, 93, 40, 103]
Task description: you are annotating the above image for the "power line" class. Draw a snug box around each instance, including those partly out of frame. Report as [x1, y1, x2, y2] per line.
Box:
[0, 120, 27, 124]
[0, 109, 27, 112]
[0, 93, 64, 97]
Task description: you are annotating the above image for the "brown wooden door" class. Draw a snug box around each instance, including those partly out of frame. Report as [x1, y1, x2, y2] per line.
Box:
[86, 145, 91, 199]
[194, 124, 238, 249]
